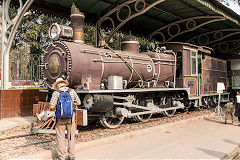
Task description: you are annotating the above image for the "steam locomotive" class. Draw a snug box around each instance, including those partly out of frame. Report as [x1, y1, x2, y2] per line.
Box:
[41, 4, 229, 129]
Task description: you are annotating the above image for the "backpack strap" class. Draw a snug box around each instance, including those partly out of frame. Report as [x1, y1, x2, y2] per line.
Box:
[57, 88, 71, 93]
[57, 89, 63, 93]
[67, 88, 73, 124]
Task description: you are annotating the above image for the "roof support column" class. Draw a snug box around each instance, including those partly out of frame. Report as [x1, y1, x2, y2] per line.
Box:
[1, 0, 34, 89]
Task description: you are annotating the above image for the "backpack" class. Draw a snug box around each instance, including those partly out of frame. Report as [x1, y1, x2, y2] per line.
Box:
[56, 89, 73, 119]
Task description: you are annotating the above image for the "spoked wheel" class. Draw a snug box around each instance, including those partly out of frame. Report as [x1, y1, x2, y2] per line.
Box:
[163, 109, 176, 117]
[161, 97, 176, 117]
[134, 100, 153, 122]
[202, 97, 211, 109]
[212, 96, 218, 107]
[206, 97, 216, 108]
[198, 102, 206, 110]
[100, 115, 124, 129]
[135, 114, 152, 122]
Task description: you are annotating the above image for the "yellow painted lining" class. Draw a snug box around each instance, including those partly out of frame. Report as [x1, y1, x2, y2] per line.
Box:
[207, 91, 216, 93]
[184, 77, 197, 96]
[202, 56, 225, 63]
[202, 56, 227, 94]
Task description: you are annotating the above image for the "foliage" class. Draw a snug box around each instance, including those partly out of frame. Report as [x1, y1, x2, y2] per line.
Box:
[13, 10, 70, 54]
[98, 28, 155, 51]
[84, 24, 96, 46]
[10, 7, 69, 82]
[10, 43, 30, 80]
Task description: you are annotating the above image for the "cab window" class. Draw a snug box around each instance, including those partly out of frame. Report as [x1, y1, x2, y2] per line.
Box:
[176, 52, 182, 78]
[190, 51, 197, 75]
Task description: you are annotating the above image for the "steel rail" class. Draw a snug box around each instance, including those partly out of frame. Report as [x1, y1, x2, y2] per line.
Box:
[0, 132, 35, 141]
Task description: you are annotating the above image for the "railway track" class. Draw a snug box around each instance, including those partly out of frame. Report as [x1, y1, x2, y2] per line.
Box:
[0, 108, 213, 160]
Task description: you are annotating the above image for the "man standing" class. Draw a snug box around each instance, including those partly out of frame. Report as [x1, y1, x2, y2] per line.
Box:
[224, 98, 235, 124]
[50, 78, 81, 160]
[235, 91, 240, 125]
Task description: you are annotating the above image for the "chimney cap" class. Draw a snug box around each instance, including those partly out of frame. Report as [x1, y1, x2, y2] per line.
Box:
[71, 3, 84, 15]
[121, 35, 139, 44]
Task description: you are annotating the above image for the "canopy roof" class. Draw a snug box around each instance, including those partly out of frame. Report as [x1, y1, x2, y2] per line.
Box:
[30, 0, 240, 59]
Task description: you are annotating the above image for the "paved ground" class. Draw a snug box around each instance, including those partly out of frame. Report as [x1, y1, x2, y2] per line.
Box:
[75, 117, 240, 159]
[0, 116, 34, 132]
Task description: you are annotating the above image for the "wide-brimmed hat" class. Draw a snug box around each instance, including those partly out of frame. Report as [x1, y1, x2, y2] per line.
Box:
[53, 78, 69, 90]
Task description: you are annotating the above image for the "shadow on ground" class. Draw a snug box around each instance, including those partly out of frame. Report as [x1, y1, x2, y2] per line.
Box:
[223, 139, 239, 146]
[204, 117, 227, 125]
[196, 147, 225, 158]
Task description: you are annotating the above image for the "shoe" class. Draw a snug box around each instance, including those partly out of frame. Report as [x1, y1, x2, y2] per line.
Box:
[224, 121, 227, 124]
[66, 156, 75, 160]
[54, 156, 61, 160]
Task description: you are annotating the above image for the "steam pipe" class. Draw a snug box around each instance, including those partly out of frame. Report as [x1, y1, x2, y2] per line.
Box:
[164, 50, 177, 88]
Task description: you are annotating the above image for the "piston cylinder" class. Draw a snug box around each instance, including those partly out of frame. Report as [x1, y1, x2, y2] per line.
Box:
[90, 95, 114, 112]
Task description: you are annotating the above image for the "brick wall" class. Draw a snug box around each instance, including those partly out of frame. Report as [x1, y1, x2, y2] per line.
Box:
[0, 4, 2, 77]
[0, 89, 47, 119]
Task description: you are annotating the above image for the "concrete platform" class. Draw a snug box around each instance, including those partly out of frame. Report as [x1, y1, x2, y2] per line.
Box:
[74, 117, 240, 159]
[0, 116, 34, 133]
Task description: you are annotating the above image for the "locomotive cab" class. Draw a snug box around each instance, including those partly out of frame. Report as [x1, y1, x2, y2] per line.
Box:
[163, 42, 229, 107]
[163, 42, 202, 97]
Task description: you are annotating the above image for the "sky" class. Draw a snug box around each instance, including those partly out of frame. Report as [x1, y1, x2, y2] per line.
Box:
[222, 1, 240, 15]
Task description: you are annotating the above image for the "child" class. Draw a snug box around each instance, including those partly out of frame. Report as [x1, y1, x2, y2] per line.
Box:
[225, 98, 235, 124]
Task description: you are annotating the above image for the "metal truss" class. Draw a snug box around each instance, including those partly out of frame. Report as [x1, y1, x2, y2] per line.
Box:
[1, 0, 34, 89]
[210, 39, 240, 54]
[187, 29, 240, 46]
[148, 16, 226, 42]
[96, 0, 166, 47]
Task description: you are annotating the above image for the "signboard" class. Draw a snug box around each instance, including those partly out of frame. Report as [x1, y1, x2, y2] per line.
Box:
[217, 82, 225, 93]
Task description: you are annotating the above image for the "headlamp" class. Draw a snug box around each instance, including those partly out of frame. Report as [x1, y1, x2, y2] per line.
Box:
[49, 23, 73, 40]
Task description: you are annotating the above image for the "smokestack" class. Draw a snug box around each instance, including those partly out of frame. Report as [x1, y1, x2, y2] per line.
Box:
[71, 3, 85, 44]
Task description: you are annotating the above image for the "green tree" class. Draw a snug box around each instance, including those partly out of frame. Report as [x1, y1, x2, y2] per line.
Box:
[14, 11, 69, 54]
[10, 8, 70, 82]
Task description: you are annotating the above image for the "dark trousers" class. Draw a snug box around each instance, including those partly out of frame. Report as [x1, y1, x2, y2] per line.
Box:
[235, 103, 240, 122]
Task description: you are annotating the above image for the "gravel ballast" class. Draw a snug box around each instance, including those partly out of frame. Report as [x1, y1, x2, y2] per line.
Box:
[0, 109, 213, 160]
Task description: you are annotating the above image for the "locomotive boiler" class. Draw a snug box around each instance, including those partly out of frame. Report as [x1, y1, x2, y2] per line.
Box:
[43, 37, 176, 90]
[40, 4, 229, 129]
